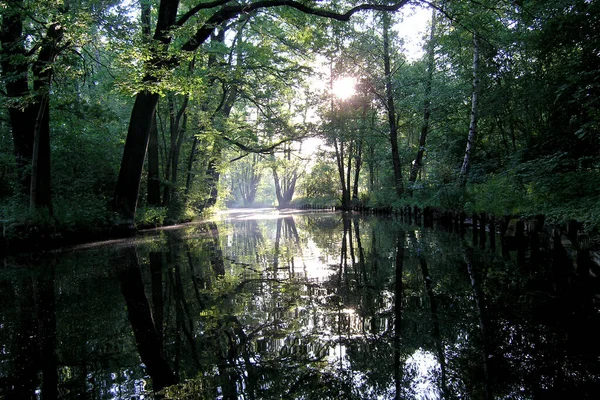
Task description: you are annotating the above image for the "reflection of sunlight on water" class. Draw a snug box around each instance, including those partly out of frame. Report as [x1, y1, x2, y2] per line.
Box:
[216, 208, 320, 221]
[407, 349, 441, 400]
[217, 208, 281, 221]
[300, 238, 337, 281]
[328, 342, 351, 370]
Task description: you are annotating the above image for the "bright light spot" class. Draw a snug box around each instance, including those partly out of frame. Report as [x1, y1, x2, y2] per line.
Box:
[406, 349, 441, 399]
[394, 5, 431, 62]
[332, 77, 356, 100]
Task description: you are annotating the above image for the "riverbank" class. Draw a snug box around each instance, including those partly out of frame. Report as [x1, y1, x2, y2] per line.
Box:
[2, 205, 599, 263]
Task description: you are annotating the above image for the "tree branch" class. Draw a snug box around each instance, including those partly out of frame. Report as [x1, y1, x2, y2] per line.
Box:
[177, 0, 237, 26]
[181, 0, 411, 52]
[224, 134, 308, 161]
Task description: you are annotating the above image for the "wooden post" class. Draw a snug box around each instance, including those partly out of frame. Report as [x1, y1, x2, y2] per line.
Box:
[479, 212, 487, 249]
[472, 212, 478, 246]
[489, 216, 496, 252]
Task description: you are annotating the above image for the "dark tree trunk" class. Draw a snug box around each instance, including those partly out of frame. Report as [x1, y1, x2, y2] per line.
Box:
[382, 13, 404, 198]
[113, 92, 160, 227]
[142, 0, 161, 207]
[352, 139, 362, 201]
[368, 145, 376, 193]
[147, 114, 162, 206]
[163, 93, 189, 207]
[30, 95, 52, 212]
[1, 5, 62, 211]
[29, 22, 63, 213]
[204, 157, 220, 208]
[0, 0, 35, 195]
[346, 142, 354, 205]
[184, 136, 199, 197]
[113, 0, 180, 227]
[334, 138, 351, 210]
[408, 10, 436, 195]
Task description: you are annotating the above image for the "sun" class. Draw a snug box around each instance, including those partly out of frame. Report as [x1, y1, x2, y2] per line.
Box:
[332, 77, 356, 100]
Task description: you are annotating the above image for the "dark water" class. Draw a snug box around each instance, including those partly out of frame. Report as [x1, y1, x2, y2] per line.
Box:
[1, 209, 599, 399]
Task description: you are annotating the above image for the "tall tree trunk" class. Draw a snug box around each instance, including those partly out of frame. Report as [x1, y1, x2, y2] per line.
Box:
[0, 0, 35, 195]
[113, 0, 180, 228]
[29, 23, 63, 213]
[333, 138, 350, 210]
[163, 93, 189, 211]
[458, 31, 480, 188]
[113, 92, 160, 227]
[204, 157, 221, 209]
[142, 0, 161, 207]
[382, 13, 404, 198]
[29, 95, 51, 212]
[184, 136, 198, 197]
[368, 146, 376, 193]
[353, 139, 362, 201]
[171, 112, 187, 186]
[147, 114, 162, 206]
[1, 6, 62, 211]
[346, 142, 354, 205]
[408, 10, 436, 195]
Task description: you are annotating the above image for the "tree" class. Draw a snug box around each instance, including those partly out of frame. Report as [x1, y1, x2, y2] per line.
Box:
[272, 144, 302, 208]
[408, 9, 437, 194]
[381, 11, 404, 198]
[236, 154, 263, 207]
[111, 0, 413, 229]
[0, 0, 65, 212]
[457, 30, 480, 188]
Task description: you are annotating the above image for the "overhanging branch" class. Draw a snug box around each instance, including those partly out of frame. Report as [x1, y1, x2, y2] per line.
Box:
[224, 134, 308, 162]
[181, 0, 411, 52]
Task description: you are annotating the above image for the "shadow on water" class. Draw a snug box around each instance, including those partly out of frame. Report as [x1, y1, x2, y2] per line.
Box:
[0, 210, 599, 399]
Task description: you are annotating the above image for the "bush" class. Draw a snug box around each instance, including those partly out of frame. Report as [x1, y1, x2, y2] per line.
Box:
[135, 206, 167, 229]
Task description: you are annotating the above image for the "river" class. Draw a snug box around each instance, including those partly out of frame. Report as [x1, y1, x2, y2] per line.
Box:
[1, 209, 598, 399]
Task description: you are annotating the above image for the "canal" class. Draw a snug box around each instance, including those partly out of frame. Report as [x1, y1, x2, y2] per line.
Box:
[1, 209, 598, 399]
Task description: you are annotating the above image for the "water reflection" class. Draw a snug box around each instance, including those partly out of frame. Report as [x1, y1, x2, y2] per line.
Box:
[0, 210, 598, 399]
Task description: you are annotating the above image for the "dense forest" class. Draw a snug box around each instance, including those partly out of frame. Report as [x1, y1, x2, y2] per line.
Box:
[0, 0, 598, 239]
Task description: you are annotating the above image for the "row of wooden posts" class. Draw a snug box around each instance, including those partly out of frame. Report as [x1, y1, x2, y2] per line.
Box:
[389, 204, 599, 283]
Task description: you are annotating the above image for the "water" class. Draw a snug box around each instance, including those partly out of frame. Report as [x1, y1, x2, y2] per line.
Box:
[1, 209, 599, 399]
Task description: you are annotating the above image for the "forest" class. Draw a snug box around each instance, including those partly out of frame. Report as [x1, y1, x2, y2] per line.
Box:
[1, 0, 599, 240]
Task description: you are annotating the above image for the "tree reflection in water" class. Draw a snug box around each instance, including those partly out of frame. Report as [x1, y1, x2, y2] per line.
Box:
[0, 210, 598, 399]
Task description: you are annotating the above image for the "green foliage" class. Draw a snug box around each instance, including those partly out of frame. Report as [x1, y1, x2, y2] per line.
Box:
[135, 206, 168, 229]
[52, 195, 116, 233]
[300, 158, 339, 202]
[0, 193, 116, 238]
[0, 0, 598, 240]
[467, 172, 529, 216]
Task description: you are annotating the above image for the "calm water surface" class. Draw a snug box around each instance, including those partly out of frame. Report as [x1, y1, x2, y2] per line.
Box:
[1, 209, 599, 399]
